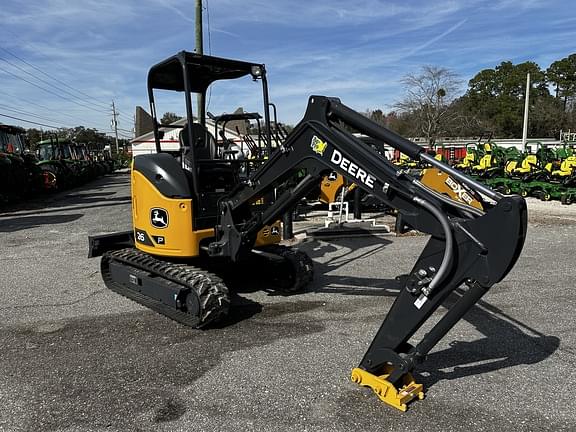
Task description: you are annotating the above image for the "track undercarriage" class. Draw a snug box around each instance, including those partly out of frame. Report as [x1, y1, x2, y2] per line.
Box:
[100, 244, 314, 328]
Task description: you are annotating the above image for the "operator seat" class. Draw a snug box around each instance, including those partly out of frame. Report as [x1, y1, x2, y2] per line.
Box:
[178, 123, 239, 190]
[179, 122, 217, 161]
[552, 156, 576, 177]
[514, 154, 537, 175]
[472, 154, 493, 172]
[178, 123, 239, 229]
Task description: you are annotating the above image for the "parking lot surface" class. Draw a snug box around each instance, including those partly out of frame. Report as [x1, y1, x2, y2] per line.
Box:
[0, 172, 575, 432]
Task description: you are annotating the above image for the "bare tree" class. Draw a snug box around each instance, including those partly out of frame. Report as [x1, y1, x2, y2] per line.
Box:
[395, 66, 462, 145]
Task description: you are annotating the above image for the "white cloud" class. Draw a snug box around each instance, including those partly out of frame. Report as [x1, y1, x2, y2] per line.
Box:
[205, 0, 410, 26]
[0, 0, 573, 130]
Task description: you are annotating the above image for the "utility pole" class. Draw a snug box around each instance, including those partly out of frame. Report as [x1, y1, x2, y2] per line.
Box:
[111, 100, 119, 155]
[195, 0, 205, 125]
[521, 73, 530, 153]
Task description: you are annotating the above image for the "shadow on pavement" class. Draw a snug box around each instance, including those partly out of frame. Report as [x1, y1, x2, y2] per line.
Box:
[0, 173, 130, 215]
[418, 294, 560, 387]
[1, 197, 131, 217]
[211, 293, 263, 328]
[302, 236, 401, 295]
[296, 235, 560, 391]
[0, 213, 84, 232]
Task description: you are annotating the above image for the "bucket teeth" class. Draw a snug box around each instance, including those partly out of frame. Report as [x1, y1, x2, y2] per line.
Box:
[351, 367, 424, 412]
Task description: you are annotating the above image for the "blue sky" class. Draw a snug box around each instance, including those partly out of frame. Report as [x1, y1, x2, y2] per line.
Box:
[0, 0, 575, 137]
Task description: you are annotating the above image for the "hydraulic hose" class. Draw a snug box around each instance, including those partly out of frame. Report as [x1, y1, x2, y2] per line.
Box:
[412, 196, 454, 294]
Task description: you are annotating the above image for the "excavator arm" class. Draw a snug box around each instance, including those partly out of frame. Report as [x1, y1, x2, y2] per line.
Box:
[210, 96, 527, 410]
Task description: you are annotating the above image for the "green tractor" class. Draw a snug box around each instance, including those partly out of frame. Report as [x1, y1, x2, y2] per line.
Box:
[469, 142, 512, 179]
[89, 147, 116, 174]
[88, 148, 108, 177]
[36, 136, 83, 191]
[0, 124, 43, 203]
[560, 188, 576, 205]
[551, 152, 576, 205]
[455, 132, 496, 173]
[455, 142, 483, 171]
[71, 142, 101, 183]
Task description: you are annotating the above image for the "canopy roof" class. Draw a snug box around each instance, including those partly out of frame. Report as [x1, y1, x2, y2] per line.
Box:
[147, 51, 264, 93]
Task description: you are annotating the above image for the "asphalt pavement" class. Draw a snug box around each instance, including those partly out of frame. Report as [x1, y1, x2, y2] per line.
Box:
[0, 172, 575, 432]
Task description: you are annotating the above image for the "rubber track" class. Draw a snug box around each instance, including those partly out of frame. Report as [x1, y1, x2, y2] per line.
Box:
[101, 248, 230, 328]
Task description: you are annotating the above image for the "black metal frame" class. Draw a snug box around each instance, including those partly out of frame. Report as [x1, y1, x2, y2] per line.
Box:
[211, 111, 263, 159]
[208, 95, 527, 381]
[146, 51, 274, 200]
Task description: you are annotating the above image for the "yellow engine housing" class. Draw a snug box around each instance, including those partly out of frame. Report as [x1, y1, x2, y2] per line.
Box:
[131, 168, 281, 258]
[132, 170, 213, 257]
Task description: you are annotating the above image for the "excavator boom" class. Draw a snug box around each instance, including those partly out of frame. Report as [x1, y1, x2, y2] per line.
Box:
[208, 96, 527, 410]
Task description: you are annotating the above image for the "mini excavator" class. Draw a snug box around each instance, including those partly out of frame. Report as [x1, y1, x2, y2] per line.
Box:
[89, 51, 527, 411]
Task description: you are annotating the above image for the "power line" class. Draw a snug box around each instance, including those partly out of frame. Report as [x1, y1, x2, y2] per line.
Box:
[116, 110, 133, 121]
[0, 44, 134, 121]
[0, 110, 118, 137]
[0, 103, 109, 132]
[108, 107, 131, 121]
[0, 88, 101, 126]
[0, 36, 133, 138]
[0, 44, 112, 111]
[0, 57, 110, 115]
[0, 64, 112, 120]
[0, 31, 112, 104]
[0, 104, 73, 127]
[0, 112, 61, 129]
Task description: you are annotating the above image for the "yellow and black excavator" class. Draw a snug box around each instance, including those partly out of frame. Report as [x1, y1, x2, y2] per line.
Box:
[89, 52, 527, 411]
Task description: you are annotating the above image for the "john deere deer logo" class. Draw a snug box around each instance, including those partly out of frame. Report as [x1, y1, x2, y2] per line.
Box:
[150, 208, 169, 229]
[311, 136, 328, 156]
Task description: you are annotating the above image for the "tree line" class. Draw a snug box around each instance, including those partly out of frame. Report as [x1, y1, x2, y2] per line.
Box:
[365, 53, 576, 144]
[24, 126, 130, 151]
